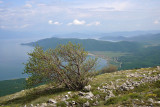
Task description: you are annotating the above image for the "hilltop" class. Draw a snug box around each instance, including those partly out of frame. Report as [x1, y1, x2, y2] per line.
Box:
[0, 66, 160, 107]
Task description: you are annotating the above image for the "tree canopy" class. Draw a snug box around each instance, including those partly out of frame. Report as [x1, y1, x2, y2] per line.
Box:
[24, 42, 97, 90]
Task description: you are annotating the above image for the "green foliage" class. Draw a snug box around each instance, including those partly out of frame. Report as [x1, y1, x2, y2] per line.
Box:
[23, 42, 97, 90]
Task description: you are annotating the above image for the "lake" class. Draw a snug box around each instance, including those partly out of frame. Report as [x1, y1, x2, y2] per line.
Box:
[0, 39, 107, 81]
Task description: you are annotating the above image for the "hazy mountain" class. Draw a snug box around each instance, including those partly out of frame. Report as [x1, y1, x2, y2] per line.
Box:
[1, 29, 160, 40]
[126, 33, 160, 43]
[99, 31, 160, 41]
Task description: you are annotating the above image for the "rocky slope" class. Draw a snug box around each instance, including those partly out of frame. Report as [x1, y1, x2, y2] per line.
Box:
[0, 66, 160, 107]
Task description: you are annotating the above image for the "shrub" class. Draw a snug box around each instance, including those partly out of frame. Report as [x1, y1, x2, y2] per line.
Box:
[23, 42, 97, 90]
[98, 65, 117, 74]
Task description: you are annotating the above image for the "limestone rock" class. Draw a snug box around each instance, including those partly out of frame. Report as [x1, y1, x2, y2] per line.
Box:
[148, 98, 154, 103]
[47, 99, 57, 104]
[83, 101, 90, 107]
[84, 85, 91, 92]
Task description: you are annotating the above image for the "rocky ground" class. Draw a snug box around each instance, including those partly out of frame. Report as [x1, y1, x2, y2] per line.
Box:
[0, 66, 160, 107]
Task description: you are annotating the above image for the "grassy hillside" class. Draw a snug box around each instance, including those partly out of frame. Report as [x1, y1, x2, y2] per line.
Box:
[0, 66, 160, 107]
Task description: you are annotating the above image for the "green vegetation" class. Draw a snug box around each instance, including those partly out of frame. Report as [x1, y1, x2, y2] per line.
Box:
[97, 65, 117, 74]
[24, 37, 142, 52]
[119, 45, 160, 70]
[24, 42, 97, 90]
[0, 78, 25, 97]
[91, 45, 160, 70]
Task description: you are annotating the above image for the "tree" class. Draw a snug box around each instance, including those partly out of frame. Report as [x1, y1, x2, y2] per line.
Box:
[23, 42, 97, 90]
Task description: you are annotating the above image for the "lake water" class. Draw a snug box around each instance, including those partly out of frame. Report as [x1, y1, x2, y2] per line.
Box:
[0, 39, 107, 81]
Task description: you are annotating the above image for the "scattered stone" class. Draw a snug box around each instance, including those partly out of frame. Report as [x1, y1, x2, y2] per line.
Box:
[83, 101, 90, 107]
[84, 85, 91, 92]
[105, 90, 115, 101]
[65, 101, 69, 106]
[72, 101, 76, 105]
[78, 91, 85, 96]
[95, 94, 100, 99]
[68, 91, 71, 94]
[105, 95, 110, 101]
[47, 99, 57, 104]
[94, 101, 99, 106]
[30, 104, 33, 107]
[155, 101, 160, 104]
[157, 66, 160, 71]
[84, 92, 94, 99]
[148, 98, 154, 103]
[97, 87, 100, 90]
[41, 103, 47, 107]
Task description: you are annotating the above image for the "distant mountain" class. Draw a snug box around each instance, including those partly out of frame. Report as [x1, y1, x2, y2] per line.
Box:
[23, 37, 142, 52]
[126, 33, 160, 44]
[99, 31, 160, 42]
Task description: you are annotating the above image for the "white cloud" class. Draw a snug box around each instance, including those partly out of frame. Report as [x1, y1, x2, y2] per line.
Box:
[0, 25, 6, 29]
[20, 24, 30, 28]
[25, 4, 32, 8]
[68, 19, 86, 26]
[0, 24, 30, 29]
[154, 20, 159, 24]
[87, 21, 100, 26]
[48, 20, 53, 24]
[67, 23, 73, 26]
[48, 20, 62, 25]
[54, 21, 62, 25]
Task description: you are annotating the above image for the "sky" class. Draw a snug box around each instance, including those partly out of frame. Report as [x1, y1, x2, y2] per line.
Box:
[0, 0, 160, 35]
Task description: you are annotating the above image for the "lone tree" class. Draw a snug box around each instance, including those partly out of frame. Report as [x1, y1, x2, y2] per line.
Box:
[24, 42, 97, 90]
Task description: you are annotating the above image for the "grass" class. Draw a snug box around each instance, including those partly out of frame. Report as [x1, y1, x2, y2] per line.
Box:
[0, 84, 69, 107]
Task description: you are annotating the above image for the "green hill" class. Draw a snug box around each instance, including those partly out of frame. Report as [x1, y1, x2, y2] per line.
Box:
[23, 37, 142, 52]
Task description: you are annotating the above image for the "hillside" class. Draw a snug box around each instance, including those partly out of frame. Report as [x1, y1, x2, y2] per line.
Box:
[1, 66, 160, 107]
[23, 37, 142, 52]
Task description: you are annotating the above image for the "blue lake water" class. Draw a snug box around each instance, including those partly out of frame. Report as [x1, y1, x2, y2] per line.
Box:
[0, 39, 107, 81]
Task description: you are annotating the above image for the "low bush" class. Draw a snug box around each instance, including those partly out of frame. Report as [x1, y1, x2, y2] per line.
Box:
[98, 65, 117, 74]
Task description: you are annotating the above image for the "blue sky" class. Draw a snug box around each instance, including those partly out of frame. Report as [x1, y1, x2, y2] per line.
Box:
[0, 0, 160, 34]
